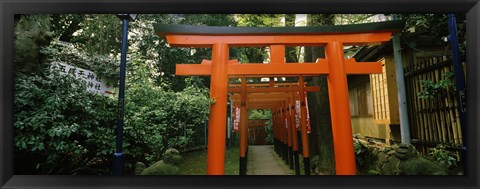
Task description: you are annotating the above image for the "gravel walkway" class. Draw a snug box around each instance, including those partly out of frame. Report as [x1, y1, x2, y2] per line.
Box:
[247, 145, 293, 175]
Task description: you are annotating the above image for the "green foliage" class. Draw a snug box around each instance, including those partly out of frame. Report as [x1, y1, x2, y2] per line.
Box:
[177, 148, 240, 175]
[123, 82, 212, 164]
[14, 14, 227, 175]
[50, 14, 86, 42]
[367, 169, 381, 175]
[233, 14, 283, 64]
[140, 148, 183, 175]
[40, 39, 119, 79]
[14, 14, 53, 74]
[397, 14, 466, 56]
[417, 72, 454, 100]
[397, 14, 449, 41]
[248, 110, 274, 144]
[335, 14, 375, 25]
[14, 66, 212, 174]
[127, 14, 238, 91]
[235, 14, 283, 27]
[428, 144, 458, 169]
[180, 14, 236, 26]
[127, 14, 190, 91]
[14, 70, 117, 174]
[69, 14, 122, 55]
[353, 139, 372, 168]
[140, 161, 180, 175]
[248, 109, 271, 120]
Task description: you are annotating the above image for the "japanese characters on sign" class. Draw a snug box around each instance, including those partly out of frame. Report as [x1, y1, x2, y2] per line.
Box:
[50, 62, 115, 96]
[295, 96, 311, 133]
[305, 92, 311, 133]
[233, 106, 240, 132]
[295, 100, 301, 130]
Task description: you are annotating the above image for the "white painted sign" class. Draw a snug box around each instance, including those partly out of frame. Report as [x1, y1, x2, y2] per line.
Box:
[305, 92, 311, 133]
[233, 106, 240, 132]
[50, 62, 115, 96]
[295, 100, 300, 130]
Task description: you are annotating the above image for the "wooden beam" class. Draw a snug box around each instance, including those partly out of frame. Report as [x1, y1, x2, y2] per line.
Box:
[229, 86, 320, 93]
[229, 82, 306, 87]
[176, 58, 382, 76]
[176, 60, 329, 76]
[165, 33, 393, 47]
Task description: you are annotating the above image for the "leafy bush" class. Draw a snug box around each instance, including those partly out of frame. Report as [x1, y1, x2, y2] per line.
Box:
[353, 139, 372, 168]
[14, 69, 213, 174]
[417, 72, 454, 100]
[40, 39, 119, 79]
[14, 70, 117, 174]
[123, 83, 212, 164]
[428, 144, 458, 169]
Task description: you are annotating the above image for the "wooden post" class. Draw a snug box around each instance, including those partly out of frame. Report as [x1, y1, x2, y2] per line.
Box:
[326, 41, 357, 175]
[206, 43, 229, 175]
[290, 92, 301, 175]
[286, 98, 294, 169]
[298, 76, 311, 175]
[239, 76, 248, 175]
[281, 104, 288, 162]
[392, 33, 411, 144]
[273, 108, 279, 155]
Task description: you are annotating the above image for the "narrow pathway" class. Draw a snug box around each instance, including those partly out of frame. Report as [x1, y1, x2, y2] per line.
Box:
[247, 145, 293, 175]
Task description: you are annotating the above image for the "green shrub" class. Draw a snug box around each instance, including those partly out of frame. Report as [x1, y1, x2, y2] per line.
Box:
[123, 83, 212, 165]
[14, 69, 213, 174]
[14, 70, 117, 174]
[428, 144, 458, 169]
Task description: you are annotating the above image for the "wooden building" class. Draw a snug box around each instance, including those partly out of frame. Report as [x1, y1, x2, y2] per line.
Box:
[349, 31, 465, 155]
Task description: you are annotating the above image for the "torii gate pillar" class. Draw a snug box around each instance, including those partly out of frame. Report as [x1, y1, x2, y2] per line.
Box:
[206, 43, 229, 174]
[327, 41, 356, 175]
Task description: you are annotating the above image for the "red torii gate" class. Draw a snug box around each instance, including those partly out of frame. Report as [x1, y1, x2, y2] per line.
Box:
[229, 81, 315, 175]
[154, 20, 403, 175]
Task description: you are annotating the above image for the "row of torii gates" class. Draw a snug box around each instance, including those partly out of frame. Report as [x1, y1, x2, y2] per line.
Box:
[154, 20, 404, 175]
[230, 80, 316, 175]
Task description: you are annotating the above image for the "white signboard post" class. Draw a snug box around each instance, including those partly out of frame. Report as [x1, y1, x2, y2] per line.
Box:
[50, 62, 115, 96]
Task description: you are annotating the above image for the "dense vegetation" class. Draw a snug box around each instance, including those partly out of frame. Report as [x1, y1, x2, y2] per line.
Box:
[13, 14, 230, 174]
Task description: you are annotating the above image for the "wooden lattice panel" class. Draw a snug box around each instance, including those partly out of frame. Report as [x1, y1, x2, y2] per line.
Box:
[370, 57, 400, 125]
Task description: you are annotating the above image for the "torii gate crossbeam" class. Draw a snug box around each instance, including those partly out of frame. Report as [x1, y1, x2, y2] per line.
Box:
[154, 20, 404, 175]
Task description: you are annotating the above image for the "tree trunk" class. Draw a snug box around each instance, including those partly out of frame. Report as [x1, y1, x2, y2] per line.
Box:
[284, 14, 298, 63]
[304, 14, 336, 175]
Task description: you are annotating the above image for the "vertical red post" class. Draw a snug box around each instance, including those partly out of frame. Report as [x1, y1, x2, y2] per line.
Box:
[275, 106, 282, 156]
[326, 41, 357, 175]
[298, 76, 311, 175]
[270, 45, 285, 64]
[289, 93, 299, 152]
[289, 92, 300, 175]
[285, 98, 294, 169]
[207, 43, 229, 175]
[273, 107, 278, 154]
[280, 103, 288, 162]
[239, 76, 248, 175]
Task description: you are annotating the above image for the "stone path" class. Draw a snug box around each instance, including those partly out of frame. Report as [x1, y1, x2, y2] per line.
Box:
[246, 145, 293, 175]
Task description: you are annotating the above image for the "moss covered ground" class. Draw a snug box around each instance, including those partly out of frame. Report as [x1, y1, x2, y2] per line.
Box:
[178, 147, 240, 175]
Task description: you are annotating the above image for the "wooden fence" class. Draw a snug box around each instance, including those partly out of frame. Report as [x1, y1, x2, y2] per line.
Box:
[404, 55, 465, 156]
